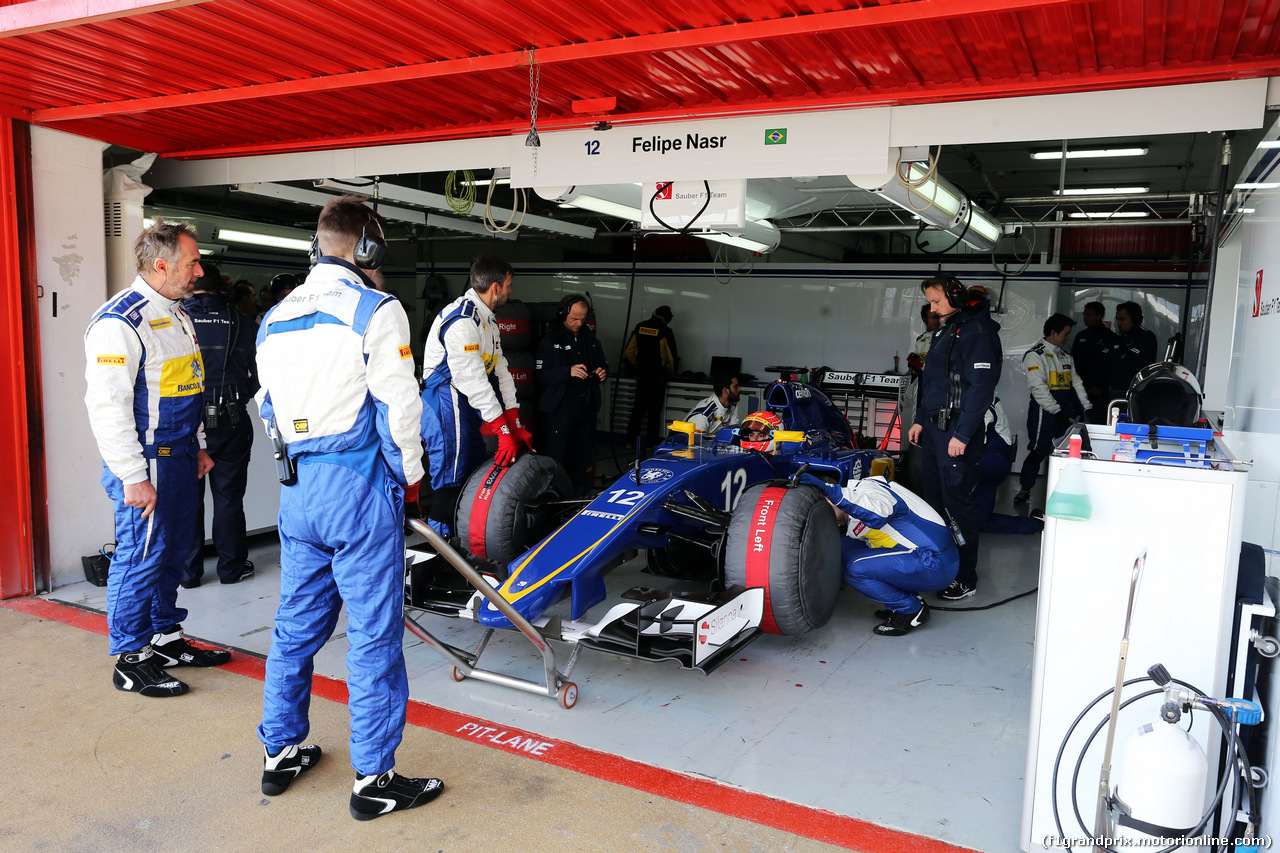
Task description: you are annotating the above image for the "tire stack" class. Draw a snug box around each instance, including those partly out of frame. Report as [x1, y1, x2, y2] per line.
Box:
[493, 299, 537, 431]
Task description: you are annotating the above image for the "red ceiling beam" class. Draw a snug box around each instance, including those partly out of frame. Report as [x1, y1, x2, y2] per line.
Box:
[159, 56, 1280, 160]
[0, 0, 209, 39]
[32, 0, 1088, 122]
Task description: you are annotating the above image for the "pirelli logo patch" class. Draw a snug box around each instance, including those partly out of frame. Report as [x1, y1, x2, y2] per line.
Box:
[639, 327, 659, 336]
[293, 419, 309, 433]
[463, 344, 480, 353]
[148, 317, 173, 330]
[97, 355, 127, 366]
[399, 345, 413, 360]
[157, 446, 171, 457]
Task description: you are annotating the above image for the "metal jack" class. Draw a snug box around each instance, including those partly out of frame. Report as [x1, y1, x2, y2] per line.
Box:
[402, 518, 579, 709]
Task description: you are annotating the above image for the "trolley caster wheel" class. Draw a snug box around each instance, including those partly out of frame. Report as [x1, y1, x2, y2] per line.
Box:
[450, 666, 466, 682]
[1251, 766, 1269, 789]
[557, 681, 578, 709]
[1256, 635, 1280, 659]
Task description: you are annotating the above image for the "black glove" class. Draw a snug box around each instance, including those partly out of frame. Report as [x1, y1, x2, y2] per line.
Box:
[1054, 410, 1072, 431]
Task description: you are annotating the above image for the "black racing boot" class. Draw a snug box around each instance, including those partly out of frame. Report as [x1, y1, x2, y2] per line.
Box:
[261, 744, 323, 796]
[150, 625, 231, 667]
[349, 771, 444, 821]
[113, 646, 189, 697]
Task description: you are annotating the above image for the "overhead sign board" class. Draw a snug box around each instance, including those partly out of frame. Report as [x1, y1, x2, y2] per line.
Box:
[510, 108, 891, 187]
[638, 179, 747, 230]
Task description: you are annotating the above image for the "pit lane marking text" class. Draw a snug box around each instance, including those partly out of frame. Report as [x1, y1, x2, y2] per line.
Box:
[457, 722, 556, 756]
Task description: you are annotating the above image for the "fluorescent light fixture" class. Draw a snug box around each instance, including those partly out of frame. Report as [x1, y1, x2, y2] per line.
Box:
[1258, 141, 1280, 149]
[1235, 182, 1280, 190]
[460, 177, 511, 187]
[216, 228, 312, 252]
[536, 185, 644, 223]
[699, 219, 781, 254]
[1031, 148, 1148, 160]
[1240, 208, 1256, 214]
[1067, 211, 1151, 219]
[849, 156, 1001, 252]
[1054, 187, 1149, 196]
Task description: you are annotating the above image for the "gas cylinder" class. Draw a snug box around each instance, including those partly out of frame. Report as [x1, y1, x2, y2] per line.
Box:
[1112, 719, 1208, 846]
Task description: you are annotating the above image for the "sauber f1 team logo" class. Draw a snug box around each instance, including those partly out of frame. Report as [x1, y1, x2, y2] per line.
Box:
[655, 181, 673, 200]
[1254, 269, 1271, 318]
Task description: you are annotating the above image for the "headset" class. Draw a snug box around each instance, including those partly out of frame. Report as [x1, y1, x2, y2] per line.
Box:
[308, 213, 387, 270]
[557, 293, 589, 321]
[925, 272, 968, 309]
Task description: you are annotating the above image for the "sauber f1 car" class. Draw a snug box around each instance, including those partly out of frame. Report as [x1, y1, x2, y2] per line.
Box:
[403, 380, 893, 707]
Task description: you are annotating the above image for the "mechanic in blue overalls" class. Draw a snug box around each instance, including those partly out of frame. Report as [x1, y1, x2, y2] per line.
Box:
[977, 398, 1043, 535]
[183, 266, 258, 587]
[907, 275, 1002, 602]
[801, 474, 958, 636]
[420, 255, 531, 537]
[1014, 312, 1089, 505]
[84, 219, 228, 698]
[255, 196, 442, 819]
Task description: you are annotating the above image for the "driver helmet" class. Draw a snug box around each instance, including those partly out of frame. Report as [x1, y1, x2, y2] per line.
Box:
[739, 411, 783, 453]
[1127, 362, 1203, 427]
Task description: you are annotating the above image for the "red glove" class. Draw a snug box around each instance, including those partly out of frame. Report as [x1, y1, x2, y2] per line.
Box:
[405, 481, 420, 505]
[488, 415, 520, 466]
[504, 408, 534, 452]
[906, 353, 924, 374]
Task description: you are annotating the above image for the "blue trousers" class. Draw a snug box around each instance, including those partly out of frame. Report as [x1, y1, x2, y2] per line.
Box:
[918, 419, 983, 588]
[421, 384, 486, 491]
[102, 455, 197, 654]
[977, 437, 1041, 535]
[259, 454, 408, 776]
[841, 537, 959, 612]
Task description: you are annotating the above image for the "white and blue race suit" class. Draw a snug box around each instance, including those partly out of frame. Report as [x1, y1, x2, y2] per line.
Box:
[833, 476, 959, 613]
[254, 257, 423, 777]
[1018, 339, 1089, 492]
[84, 277, 207, 655]
[420, 289, 517, 534]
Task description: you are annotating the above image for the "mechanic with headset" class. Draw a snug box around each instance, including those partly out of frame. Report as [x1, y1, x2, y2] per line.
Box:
[1014, 312, 1089, 506]
[684, 372, 742, 437]
[257, 272, 298, 323]
[255, 196, 441, 820]
[1107, 299, 1159, 405]
[84, 217, 226, 699]
[420, 255, 532, 536]
[800, 473, 958, 637]
[182, 265, 258, 587]
[907, 275, 1002, 602]
[624, 305, 678, 454]
[535, 293, 608, 496]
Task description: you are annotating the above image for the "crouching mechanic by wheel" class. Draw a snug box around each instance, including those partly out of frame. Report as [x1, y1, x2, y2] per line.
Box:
[799, 474, 958, 636]
[255, 196, 443, 820]
[420, 255, 533, 537]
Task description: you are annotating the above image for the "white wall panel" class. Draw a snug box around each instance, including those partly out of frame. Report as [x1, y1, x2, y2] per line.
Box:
[31, 127, 115, 588]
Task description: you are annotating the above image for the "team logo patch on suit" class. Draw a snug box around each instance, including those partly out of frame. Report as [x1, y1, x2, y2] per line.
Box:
[148, 317, 173, 330]
[160, 353, 205, 397]
[639, 327, 659, 336]
[157, 446, 171, 457]
[97, 355, 127, 366]
[464, 344, 480, 353]
[293, 419, 309, 433]
[399, 345, 413, 359]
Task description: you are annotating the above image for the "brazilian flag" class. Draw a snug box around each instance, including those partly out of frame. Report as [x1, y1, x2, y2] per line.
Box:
[765, 128, 787, 145]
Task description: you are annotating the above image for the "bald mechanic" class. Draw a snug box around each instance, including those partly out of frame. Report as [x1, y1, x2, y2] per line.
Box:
[421, 255, 532, 536]
[84, 218, 225, 698]
[255, 196, 442, 820]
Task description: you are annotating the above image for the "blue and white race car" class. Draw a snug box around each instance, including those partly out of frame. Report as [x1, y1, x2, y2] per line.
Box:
[405, 380, 893, 686]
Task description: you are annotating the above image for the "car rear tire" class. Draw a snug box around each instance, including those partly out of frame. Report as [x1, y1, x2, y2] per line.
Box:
[455, 453, 573, 571]
[723, 482, 842, 636]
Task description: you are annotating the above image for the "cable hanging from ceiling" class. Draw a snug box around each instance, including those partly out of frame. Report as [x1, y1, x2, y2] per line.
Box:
[443, 170, 476, 216]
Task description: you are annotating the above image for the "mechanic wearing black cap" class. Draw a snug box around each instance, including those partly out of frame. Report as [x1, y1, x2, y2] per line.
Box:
[906, 276, 1002, 602]
[536, 293, 608, 495]
[624, 305, 678, 454]
[257, 272, 299, 323]
[183, 265, 258, 586]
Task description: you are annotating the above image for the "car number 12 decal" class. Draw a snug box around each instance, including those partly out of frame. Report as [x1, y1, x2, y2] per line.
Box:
[606, 489, 645, 507]
[720, 469, 748, 511]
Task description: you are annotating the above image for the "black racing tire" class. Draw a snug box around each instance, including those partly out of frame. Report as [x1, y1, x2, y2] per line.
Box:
[454, 453, 573, 569]
[724, 482, 842, 636]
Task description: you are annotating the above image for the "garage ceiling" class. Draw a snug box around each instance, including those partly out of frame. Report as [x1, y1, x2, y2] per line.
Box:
[4, 0, 1280, 256]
